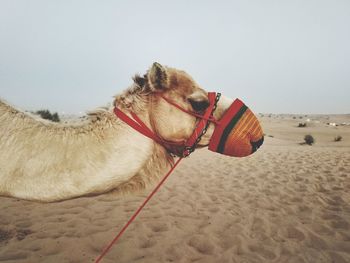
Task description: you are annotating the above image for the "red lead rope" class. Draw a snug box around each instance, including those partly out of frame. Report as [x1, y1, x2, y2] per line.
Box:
[95, 92, 219, 261]
[94, 157, 183, 263]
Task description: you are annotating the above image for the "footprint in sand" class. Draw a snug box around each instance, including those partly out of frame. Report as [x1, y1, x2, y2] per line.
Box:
[187, 235, 215, 255]
[330, 219, 349, 230]
[139, 238, 157, 249]
[165, 246, 183, 262]
[0, 251, 29, 261]
[208, 207, 220, 214]
[248, 244, 276, 260]
[147, 222, 169, 233]
[318, 196, 343, 207]
[0, 227, 32, 243]
[15, 229, 32, 241]
[328, 252, 349, 263]
[307, 231, 328, 250]
[250, 216, 266, 235]
[311, 223, 334, 236]
[286, 226, 306, 241]
[321, 212, 344, 221]
[0, 228, 13, 244]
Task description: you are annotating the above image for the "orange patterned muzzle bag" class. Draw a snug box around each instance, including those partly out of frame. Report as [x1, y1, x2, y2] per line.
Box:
[208, 98, 264, 157]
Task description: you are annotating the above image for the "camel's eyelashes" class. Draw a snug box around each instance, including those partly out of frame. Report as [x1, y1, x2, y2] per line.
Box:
[188, 98, 210, 113]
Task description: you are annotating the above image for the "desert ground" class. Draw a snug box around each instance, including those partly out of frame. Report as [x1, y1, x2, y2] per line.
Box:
[0, 114, 350, 263]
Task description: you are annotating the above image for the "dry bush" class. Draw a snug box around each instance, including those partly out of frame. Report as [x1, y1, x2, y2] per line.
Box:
[304, 134, 315, 145]
[35, 110, 60, 122]
[334, 135, 342, 142]
[298, 123, 307, 127]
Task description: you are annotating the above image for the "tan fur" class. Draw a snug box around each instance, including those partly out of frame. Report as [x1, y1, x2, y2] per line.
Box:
[0, 63, 233, 202]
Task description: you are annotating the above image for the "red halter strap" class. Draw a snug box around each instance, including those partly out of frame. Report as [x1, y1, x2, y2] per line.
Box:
[159, 94, 219, 124]
[113, 92, 218, 157]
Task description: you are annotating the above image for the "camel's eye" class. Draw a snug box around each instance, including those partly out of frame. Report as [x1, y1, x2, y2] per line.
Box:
[188, 98, 210, 113]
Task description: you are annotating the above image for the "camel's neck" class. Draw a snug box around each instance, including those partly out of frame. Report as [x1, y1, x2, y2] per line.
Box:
[0, 99, 173, 201]
[110, 98, 175, 193]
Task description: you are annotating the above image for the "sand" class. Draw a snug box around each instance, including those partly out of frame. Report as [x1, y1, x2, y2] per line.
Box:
[1, 114, 350, 263]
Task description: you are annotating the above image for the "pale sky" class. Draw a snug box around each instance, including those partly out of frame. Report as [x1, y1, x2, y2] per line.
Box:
[0, 0, 349, 114]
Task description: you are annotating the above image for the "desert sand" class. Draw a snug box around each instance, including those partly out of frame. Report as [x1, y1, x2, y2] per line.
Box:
[1, 114, 350, 263]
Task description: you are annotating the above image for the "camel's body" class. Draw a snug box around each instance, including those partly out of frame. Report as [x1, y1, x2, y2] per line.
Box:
[0, 100, 171, 201]
[0, 63, 240, 202]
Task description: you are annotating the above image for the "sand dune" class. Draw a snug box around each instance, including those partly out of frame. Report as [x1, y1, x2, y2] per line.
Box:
[1, 115, 350, 263]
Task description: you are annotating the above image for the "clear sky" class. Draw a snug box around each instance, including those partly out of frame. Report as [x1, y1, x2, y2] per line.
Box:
[1, 0, 349, 114]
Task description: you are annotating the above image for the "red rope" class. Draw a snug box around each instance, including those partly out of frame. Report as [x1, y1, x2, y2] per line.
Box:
[94, 157, 184, 263]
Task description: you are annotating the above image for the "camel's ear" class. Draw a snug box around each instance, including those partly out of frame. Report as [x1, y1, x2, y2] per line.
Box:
[148, 62, 169, 91]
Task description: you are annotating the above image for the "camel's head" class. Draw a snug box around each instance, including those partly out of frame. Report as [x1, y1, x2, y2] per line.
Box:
[116, 62, 263, 157]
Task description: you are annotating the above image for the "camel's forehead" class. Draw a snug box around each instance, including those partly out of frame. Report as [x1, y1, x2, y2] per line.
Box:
[168, 68, 201, 94]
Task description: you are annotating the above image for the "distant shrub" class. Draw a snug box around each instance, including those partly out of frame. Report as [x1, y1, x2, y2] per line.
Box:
[35, 109, 60, 122]
[51, 112, 60, 122]
[334, 135, 342, 142]
[304, 134, 315, 145]
[298, 123, 307, 127]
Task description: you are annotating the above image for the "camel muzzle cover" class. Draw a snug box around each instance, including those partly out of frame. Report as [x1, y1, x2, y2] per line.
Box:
[208, 98, 264, 157]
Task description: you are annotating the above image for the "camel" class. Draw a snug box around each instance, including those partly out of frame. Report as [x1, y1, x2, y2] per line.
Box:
[0, 63, 242, 202]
